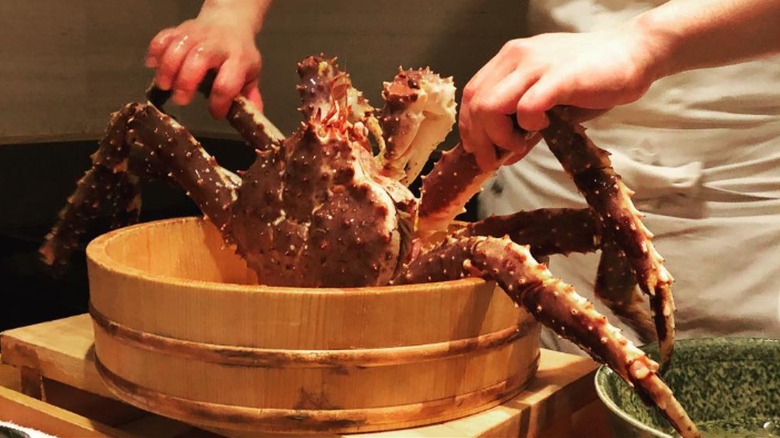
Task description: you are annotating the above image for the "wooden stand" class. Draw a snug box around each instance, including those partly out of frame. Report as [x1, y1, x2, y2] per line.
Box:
[0, 315, 613, 437]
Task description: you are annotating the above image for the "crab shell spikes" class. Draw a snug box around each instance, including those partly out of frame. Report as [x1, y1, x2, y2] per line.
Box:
[377, 68, 457, 185]
[228, 110, 416, 288]
[296, 55, 385, 152]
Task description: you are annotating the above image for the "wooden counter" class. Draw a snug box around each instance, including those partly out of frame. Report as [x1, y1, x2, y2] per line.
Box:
[0, 315, 613, 437]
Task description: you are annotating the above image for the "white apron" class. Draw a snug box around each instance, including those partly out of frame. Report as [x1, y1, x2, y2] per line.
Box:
[479, 0, 780, 354]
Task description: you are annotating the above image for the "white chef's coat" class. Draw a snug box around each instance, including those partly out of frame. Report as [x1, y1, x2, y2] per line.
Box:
[478, 0, 780, 354]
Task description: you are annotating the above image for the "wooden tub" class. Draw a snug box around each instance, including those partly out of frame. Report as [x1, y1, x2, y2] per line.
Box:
[86, 217, 541, 434]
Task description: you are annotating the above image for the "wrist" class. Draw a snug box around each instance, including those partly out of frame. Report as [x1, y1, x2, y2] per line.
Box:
[627, 8, 681, 82]
[199, 0, 271, 33]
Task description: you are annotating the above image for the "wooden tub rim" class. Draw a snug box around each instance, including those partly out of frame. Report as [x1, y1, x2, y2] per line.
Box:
[86, 216, 489, 297]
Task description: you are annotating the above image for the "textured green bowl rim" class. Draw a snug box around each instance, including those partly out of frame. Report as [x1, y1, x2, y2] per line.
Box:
[593, 337, 780, 438]
[595, 362, 672, 438]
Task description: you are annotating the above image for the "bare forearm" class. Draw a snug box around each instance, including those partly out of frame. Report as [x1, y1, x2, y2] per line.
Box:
[634, 0, 780, 79]
[199, 0, 273, 33]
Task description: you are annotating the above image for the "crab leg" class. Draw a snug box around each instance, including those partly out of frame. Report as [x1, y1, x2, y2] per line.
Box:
[455, 208, 601, 257]
[417, 142, 540, 236]
[147, 80, 284, 152]
[124, 105, 238, 229]
[41, 103, 239, 268]
[596, 240, 656, 343]
[393, 236, 699, 438]
[226, 97, 285, 151]
[457, 205, 656, 342]
[541, 108, 675, 369]
[40, 105, 140, 271]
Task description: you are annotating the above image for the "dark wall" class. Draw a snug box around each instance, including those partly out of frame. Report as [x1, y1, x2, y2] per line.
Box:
[0, 138, 253, 333]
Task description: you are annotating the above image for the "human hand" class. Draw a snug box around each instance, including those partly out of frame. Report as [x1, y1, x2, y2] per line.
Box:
[146, 9, 263, 118]
[459, 27, 663, 169]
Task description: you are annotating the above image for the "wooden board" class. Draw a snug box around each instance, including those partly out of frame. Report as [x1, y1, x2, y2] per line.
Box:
[0, 384, 134, 438]
[1, 315, 611, 437]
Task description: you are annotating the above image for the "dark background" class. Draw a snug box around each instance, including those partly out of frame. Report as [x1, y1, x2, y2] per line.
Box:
[0, 138, 246, 332]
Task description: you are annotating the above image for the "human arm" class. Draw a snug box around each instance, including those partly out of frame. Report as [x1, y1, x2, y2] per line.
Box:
[644, 0, 780, 78]
[145, 0, 272, 118]
[459, 0, 780, 169]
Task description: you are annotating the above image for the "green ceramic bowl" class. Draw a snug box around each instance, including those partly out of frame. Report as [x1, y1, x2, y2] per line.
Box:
[595, 338, 780, 437]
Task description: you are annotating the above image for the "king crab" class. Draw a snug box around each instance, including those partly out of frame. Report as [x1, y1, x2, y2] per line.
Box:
[41, 55, 699, 437]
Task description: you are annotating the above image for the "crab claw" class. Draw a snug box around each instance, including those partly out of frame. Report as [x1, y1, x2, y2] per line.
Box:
[394, 236, 699, 438]
[377, 67, 457, 185]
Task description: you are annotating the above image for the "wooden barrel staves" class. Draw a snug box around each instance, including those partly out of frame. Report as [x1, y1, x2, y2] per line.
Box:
[86, 217, 541, 434]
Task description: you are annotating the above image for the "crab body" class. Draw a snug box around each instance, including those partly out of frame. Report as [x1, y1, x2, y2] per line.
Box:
[42, 56, 700, 437]
[230, 113, 414, 287]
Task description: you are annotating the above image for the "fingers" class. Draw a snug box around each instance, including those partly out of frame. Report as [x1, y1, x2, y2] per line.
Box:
[459, 120, 499, 172]
[145, 19, 263, 119]
[473, 70, 537, 145]
[461, 64, 539, 169]
[209, 58, 246, 118]
[146, 28, 178, 68]
[155, 33, 201, 91]
[172, 44, 228, 105]
[516, 74, 563, 131]
[516, 76, 618, 129]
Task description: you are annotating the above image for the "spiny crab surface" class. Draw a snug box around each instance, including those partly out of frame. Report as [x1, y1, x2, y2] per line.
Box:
[42, 55, 699, 437]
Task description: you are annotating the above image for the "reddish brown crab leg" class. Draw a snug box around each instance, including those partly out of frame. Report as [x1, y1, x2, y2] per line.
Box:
[40, 106, 141, 271]
[147, 79, 284, 153]
[377, 68, 457, 185]
[296, 55, 348, 119]
[458, 206, 656, 343]
[455, 208, 601, 257]
[418, 143, 538, 234]
[124, 104, 238, 230]
[226, 98, 285, 151]
[394, 236, 699, 438]
[596, 240, 656, 343]
[40, 103, 239, 268]
[541, 107, 675, 370]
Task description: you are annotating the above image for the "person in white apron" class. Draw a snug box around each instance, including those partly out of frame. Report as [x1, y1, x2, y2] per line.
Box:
[466, 0, 780, 354]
